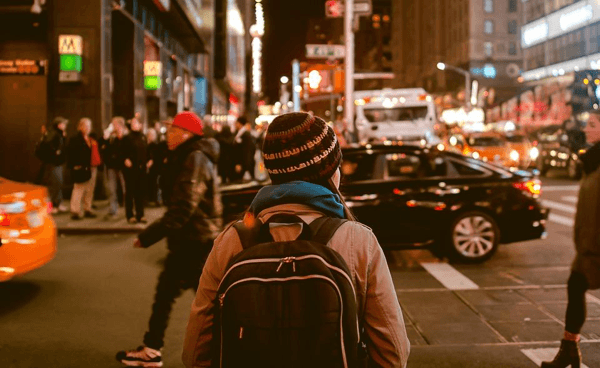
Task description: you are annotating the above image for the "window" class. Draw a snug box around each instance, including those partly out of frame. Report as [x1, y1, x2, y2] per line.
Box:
[364, 107, 429, 123]
[468, 136, 505, 147]
[509, 42, 517, 55]
[450, 161, 489, 176]
[484, 20, 494, 34]
[341, 154, 378, 182]
[484, 42, 493, 57]
[386, 154, 423, 179]
[484, 0, 493, 13]
[508, 0, 517, 13]
[508, 20, 517, 35]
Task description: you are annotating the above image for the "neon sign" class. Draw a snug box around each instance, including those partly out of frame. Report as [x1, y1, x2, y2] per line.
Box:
[559, 5, 593, 31]
[521, 22, 549, 47]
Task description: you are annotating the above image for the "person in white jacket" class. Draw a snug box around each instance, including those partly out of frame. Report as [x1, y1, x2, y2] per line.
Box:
[183, 112, 410, 367]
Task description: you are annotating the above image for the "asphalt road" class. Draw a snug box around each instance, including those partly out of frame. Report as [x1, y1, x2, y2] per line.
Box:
[0, 171, 598, 367]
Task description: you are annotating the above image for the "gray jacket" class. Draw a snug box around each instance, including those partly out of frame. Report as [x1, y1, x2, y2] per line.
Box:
[182, 203, 410, 368]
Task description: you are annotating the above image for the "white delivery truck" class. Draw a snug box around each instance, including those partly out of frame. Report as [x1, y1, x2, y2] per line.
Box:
[354, 88, 440, 144]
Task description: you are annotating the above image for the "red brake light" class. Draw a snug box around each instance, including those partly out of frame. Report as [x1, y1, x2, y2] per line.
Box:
[0, 210, 10, 226]
[47, 201, 53, 214]
[513, 179, 541, 196]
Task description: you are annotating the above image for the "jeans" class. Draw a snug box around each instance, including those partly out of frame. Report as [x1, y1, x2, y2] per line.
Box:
[42, 164, 63, 207]
[105, 168, 125, 216]
[70, 170, 96, 215]
[124, 167, 146, 220]
[143, 244, 212, 350]
[565, 271, 589, 334]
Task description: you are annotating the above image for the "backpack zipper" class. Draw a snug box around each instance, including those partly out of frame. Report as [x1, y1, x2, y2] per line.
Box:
[219, 275, 349, 368]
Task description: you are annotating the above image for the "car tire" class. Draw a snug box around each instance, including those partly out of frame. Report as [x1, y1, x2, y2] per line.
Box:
[567, 158, 581, 180]
[445, 211, 500, 263]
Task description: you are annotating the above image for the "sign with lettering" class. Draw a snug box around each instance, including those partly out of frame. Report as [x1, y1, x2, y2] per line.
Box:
[144, 61, 162, 90]
[306, 44, 345, 59]
[0, 59, 47, 76]
[58, 35, 83, 55]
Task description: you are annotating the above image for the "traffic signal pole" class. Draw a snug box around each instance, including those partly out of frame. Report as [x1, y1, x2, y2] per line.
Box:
[344, 0, 355, 139]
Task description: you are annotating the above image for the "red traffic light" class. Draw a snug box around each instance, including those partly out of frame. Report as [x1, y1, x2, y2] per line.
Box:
[325, 0, 343, 18]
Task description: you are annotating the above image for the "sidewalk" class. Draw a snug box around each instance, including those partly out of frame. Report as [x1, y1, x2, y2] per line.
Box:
[53, 200, 164, 235]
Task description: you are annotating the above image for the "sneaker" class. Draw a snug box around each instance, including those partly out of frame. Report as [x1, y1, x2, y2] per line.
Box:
[71, 213, 82, 220]
[51, 207, 59, 215]
[116, 345, 162, 367]
[84, 211, 97, 219]
[138, 217, 148, 224]
[104, 213, 118, 221]
[57, 204, 68, 213]
[128, 218, 138, 224]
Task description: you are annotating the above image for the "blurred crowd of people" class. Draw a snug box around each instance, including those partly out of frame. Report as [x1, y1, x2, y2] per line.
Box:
[35, 114, 266, 223]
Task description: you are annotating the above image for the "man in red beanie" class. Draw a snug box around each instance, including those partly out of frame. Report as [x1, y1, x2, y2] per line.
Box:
[117, 111, 222, 367]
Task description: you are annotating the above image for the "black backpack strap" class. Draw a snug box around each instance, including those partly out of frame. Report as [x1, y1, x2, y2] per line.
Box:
[309, 217, 348, 246]
[233, 220, 263, 250]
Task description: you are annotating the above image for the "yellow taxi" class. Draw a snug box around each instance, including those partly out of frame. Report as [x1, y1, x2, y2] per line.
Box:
[0, 177, 57, 281]
[449, 132, 520, 168]
[504, 131, 535, 169]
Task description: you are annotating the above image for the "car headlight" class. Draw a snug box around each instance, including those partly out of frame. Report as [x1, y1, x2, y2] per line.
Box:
[529, 147, 540, 160]
[510, 150, 520, 162]
[472, 151, 480, 159]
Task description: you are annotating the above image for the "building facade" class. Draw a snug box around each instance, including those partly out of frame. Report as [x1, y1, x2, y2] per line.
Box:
[393, 0, 523, 105]
[0, 0, 250, 182]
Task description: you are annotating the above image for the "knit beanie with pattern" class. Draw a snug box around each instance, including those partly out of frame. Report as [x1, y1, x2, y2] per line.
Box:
[262, 112, 342, 184]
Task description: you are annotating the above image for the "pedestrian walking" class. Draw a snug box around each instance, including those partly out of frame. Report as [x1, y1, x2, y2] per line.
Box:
[121, 117, 150, 224]
[147, 128, 167, 206]
[541, 112, 600, 368]
[101, 116, 127, 220]
[233, 116, 256, 181]
[215, 125, 235, 184]
[116, 111, 221, 367]
[67, 118, 95, 220]
[36, 116, 68, 213]
[182, 112, 410, 368]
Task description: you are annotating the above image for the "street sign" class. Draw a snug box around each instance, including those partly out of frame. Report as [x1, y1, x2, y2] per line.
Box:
[306, 44, 345, 59]
[326, 0, 372, 17]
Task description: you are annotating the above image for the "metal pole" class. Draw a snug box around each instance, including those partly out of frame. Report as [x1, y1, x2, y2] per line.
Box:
[465, 72, 471, 110]
[344, 0, 355, 138]
[292, 59, 300, 112]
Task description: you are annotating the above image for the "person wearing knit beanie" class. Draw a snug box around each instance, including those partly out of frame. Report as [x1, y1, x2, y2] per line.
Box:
[262, 112, 342, 184]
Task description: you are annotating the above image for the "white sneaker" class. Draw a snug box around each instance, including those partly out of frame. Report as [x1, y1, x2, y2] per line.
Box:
[116, 345, 162, 367]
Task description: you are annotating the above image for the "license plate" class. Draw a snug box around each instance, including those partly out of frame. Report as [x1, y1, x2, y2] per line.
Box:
[27, 211, 43, 228]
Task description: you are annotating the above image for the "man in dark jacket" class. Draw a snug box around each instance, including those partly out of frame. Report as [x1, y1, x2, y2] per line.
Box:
[117, 111, 221, 367]
[233, 116, 256, 181]
[67, 118, 93, 220]
[121, 118, 151, 223]
[38, 117, 68, 213]
[100, 116, 127, 220]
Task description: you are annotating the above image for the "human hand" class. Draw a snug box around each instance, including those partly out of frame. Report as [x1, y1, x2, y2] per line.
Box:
[235, 165, 242, 173]
[124, 159, 132, 168]
[146, 160, 153, 169]
[133, 239, 143, 248]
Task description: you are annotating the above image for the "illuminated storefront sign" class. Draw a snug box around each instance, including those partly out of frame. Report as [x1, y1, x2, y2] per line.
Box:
[522, 22, 549, 48]
[251, 0, 264, 94]
[559, 5, 593, 31]
[144, 61, 162, 90]
[0, 59, 46, 76]
[58, 35, 82, 82]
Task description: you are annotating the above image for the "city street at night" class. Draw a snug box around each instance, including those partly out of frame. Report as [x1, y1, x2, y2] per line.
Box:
[1, 175, 598, 368]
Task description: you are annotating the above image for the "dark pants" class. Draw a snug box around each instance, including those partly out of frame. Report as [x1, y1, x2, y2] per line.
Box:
[565, 271, 589, 334]
[143, 243, 212, 350]
[42, 164, 63, 207]
[147, 169, 161, 204]
[124, 167, 145, 220]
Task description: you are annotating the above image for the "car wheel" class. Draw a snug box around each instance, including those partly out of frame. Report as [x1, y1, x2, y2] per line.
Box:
[446, 211, 499, 263]
[567, 158, 581, 180]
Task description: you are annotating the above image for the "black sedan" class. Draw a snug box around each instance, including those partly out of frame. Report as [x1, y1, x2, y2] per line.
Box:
[530, 124, 589, 180]
[220, 144, 549, 263]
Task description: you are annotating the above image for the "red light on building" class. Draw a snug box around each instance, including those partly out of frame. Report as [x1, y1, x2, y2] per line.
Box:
[325, 0, 343, 18]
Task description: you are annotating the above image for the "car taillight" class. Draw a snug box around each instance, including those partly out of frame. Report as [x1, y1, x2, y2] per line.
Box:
[0, 210, 10, 226]
[47, 201, 53, 214]
[513, 179, 541, 196]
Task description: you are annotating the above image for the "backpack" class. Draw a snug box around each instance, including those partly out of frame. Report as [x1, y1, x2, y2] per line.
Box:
[35, 136, 53, 162]
[213, 215, 366, 368]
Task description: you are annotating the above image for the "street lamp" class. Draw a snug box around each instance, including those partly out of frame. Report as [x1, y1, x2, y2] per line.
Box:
[280, 76, 289, 84]
[437, 62, 472, 109]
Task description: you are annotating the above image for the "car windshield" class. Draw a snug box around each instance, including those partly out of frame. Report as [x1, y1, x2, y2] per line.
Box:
[505, 135, 527, 143]
[364, 106, 428, 123]
[468, 136, 505, 147]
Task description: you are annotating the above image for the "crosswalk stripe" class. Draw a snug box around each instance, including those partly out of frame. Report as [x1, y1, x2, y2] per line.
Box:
[541, 200, 576, 214]
[420, 262, 479, 290]
[521, 348, 589, 367]
[548, 213, 575, 227]
[561, 196, 578, 203]
[543, 185, 580, 192]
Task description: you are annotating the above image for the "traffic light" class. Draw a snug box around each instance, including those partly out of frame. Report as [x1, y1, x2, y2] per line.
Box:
[325, 0, 343, 18]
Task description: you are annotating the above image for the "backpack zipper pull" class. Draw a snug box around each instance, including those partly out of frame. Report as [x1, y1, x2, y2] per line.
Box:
[276, 257, 296, 272]
[218, 293, 225, 307]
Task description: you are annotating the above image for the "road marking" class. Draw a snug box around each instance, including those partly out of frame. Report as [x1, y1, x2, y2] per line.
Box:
[420, 262, 479, 290]
[521, 348, 589, 367]
[543, 185, 579, 192]
[561, 195, 578, 203]
[548, 213, 575, 227]
[541, 200, 576, 214]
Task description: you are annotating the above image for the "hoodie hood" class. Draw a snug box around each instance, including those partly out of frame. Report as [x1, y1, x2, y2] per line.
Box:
[581, 142, 600, 175]
[175, 136, 220, 164]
